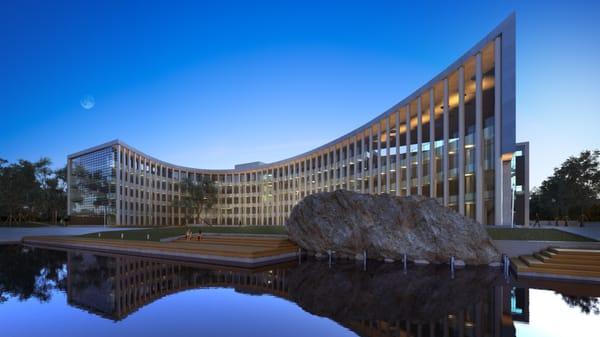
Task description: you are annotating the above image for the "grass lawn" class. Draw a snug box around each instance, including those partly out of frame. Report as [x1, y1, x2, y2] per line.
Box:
[79, 225, 287, 242]
[486, 227, 595, 242]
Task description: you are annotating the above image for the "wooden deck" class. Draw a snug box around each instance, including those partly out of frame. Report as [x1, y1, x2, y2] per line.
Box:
[22, 234, 299, 267]
[511, 247, 600, 283]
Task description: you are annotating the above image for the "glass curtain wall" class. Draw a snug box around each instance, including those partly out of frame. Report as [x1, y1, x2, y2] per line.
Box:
[70, 146, 117, 224]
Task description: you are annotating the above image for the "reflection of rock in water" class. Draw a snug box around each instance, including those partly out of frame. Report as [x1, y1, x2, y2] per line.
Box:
[286, 261, 502, 322]
[285, 261, 514, 336]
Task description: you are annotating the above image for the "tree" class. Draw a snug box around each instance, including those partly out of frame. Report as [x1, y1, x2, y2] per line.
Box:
[0, 158, 68, 224]
[530, 150, 600, 220]
[559, 293, 600, 315]
[173, 176, 217, 225]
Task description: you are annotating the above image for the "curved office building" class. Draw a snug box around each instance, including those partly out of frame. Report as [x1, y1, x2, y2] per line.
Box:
[67, 14, 529, 227]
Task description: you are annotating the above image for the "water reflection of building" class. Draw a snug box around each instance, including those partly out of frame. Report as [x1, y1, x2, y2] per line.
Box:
[66, 251, 290, 320]
[318, 287, 517, 337]
[66, 250, 518, 336]
[510, 287, 530, 323]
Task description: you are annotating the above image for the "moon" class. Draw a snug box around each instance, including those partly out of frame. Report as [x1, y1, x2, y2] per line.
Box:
[80, 95, 95, 110]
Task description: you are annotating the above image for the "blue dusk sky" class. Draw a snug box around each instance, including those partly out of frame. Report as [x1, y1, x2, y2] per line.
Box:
[1, 0, 599, 188]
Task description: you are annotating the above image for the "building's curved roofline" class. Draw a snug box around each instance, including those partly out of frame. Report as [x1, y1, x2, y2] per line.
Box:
[69, 13, 515, 174]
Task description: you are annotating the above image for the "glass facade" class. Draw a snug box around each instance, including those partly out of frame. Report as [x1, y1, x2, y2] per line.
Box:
[69, 146, 117, 224]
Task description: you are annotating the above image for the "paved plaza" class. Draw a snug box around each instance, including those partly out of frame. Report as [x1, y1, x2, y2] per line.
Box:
[0, 226, 136, 244]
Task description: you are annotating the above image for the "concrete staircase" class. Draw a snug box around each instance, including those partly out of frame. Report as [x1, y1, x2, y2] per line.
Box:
[175, 235, 299, 258]
[185, 235, 296, 249]
[511, 247, 600, 283]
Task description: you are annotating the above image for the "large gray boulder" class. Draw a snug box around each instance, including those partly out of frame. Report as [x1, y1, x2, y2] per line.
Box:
[286, 190, 500, 265]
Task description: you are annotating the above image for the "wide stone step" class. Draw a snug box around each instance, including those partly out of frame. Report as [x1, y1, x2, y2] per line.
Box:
[518, 266, 600, 279]
[522, 255, 600, 272]
[180, 236, 295, 248]
[512, 248, 600, 282]
[548, 247, 600, 256]
[512, 259, 600, 279]
[537, 253, 600, 264]
[520, 255, 544, 267]
[533, 253, 600, 267]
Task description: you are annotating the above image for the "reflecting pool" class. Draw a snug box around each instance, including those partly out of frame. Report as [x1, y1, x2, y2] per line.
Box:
[0, 245, 598, 337]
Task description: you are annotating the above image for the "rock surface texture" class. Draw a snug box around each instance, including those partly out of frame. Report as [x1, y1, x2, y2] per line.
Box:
[286, 190, 500, 265]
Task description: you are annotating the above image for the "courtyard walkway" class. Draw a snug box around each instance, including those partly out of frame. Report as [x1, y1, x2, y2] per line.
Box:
[553, 222, 600, 241]
[0, 226, 135, 244]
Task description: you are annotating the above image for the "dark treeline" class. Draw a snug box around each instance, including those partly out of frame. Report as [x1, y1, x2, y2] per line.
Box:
[530, 150, 600, 221]
[0, 158, 67, 224]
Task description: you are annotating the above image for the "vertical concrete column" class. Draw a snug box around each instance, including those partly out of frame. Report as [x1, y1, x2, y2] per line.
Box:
[312, 154, 320, 193]
[67, 158, 72, 216]
[502, 161, 512, 226]
[376, 124, 381, 194]
[295, 162, 299, 201]
[368, 127, 373, 194]
[295, 162, 300, 201]
[385, 117, 390, 194]
[395, 109, 400, 196]
[417, 96, 423, 195]
[336, 146, 340, 191]
[346, 142, 350, 190]
[329, 148, 334, 192]
[443, 78, 449, 206]
[494, 36, 503, 226]
[321, 149, 331, 192]
[237, 173, 241, 225]
[429, 89, 436, 198]
[114, 146, 120, 223]
[313, 156, 317, 194]
[325, 151, 330, 192]
[143, 158, 147, 224]
[240, 171, 244, 225]
[405, 105, 411, 195]
[303, 159, 307, 197]
[523, 143, 530, 227]
[352, 135, 359, 192]
[178, 169, 182, 226]
[475, 52, 484, 223]
[330, 148, 335, 191]
[361, 134, 366, 193]
[333, 147, 337, 192]
[123, 149, 128, 226]
[313, 154, 318, 193]
[458, 66, 466, 215]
